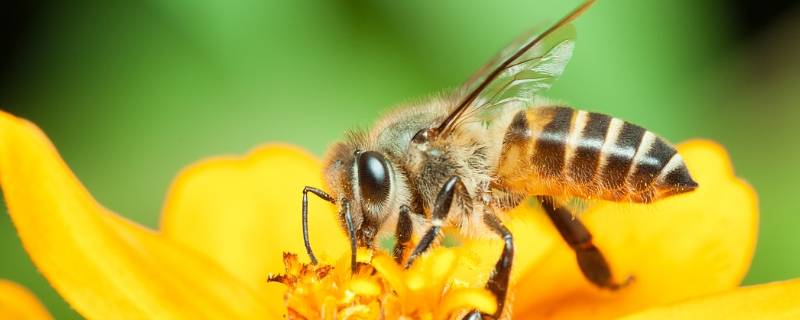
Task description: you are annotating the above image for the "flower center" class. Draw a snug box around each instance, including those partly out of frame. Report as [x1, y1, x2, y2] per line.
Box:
[268, 248, 498, 319]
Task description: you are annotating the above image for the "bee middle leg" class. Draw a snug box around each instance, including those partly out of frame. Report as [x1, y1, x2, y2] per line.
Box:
[538, 195, 633, 290]
[461, 212, 514, 320]
[404, 176, 463, 268]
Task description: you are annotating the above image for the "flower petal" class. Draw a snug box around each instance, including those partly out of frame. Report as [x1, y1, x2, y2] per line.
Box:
[437, 288, 497, 320]
[513, 140, 759, 319]
[621, 278, 800, 319]
[446, 204, 559, 288]
[159, 144, 348, 309]
[0, 112, 273, 319]
[0, 280, 52, 320]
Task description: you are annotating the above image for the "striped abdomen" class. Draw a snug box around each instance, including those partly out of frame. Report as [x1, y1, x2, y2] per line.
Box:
[496, 106, 698, 203]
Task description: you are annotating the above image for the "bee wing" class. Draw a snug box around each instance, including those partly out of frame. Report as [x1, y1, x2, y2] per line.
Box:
[436, 1, 592, 136]
[558, 196, 595, 216]
[529, 196, 597, 217]
[467, 25, 575, 125]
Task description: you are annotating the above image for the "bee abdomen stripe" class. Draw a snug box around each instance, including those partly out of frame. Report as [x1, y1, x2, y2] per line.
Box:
[568, 112, 610, 183]
[628, 135, 676, 190]
[657, 153, 688, 185]
[531, 107, 574, 178]
[563, 110, 589, 172]
[599, 120, 645, 189]
[504, 110, 531, 145]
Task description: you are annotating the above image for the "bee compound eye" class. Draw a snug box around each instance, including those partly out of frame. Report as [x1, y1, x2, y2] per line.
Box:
[356, 151, 391, 204]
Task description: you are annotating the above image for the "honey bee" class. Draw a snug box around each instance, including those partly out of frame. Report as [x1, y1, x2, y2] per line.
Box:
[301, 0, 697, 317]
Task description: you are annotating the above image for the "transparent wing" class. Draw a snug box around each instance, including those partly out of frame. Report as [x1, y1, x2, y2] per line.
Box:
[557, 196, 594, 217]
[469, 24, 574, 110]
[436, 0, 592, 136]
[526, 195, 598, 217]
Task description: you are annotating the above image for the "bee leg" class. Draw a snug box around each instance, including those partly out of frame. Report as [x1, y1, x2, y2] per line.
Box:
[341, 199, 359, 274]
[392, 205, 413, 264]
[301, 186, 335, 265]
[461, 213, 514, 320]
[487, 213, 515, 318]
[538, 196, 633, 290]
[405, 176, 462, 269]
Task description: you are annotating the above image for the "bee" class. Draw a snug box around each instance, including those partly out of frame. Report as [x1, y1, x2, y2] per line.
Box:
[301, 0, 698, 318]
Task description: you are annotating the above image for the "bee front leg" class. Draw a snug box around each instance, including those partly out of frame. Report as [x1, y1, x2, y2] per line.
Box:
[404, 176, 462, 268]
[538, 196, 633, 290]
[392, 205, 413, 264]
[341, 199, 358, 274]
[301, 186, 335, 265]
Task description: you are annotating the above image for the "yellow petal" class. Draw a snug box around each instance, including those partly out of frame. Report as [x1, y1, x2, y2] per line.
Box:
[504, 204, 561, 283]
[449, 204, 559, 288]
[513, 140, 758, 319]
[159, 144, 348, 309]
[0, 280, 52, 320]
[0, 112, 273, 319]
[622, 278, 800, 319]
[347, 278, 382, 297]
[371, 254, 407, 298]
[436, 288, 497, 320]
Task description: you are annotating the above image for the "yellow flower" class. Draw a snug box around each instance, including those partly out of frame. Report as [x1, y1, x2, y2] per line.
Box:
[267, 249, 499, 319]
[0, 280, 53, 319]
[0, 109, 796, 319]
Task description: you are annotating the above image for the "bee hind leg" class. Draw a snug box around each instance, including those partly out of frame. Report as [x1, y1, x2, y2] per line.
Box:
[537, 195, 634, 290]
[405, 176, 463, 268]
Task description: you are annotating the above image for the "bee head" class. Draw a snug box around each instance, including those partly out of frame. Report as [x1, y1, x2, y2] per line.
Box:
[322, 140, 398, 246]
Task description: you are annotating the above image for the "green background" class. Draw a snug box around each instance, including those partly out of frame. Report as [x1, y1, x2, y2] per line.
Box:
[1, 0, 799, 318]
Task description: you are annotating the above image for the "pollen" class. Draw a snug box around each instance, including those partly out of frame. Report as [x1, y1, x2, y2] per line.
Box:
[268, 248, 498, 319]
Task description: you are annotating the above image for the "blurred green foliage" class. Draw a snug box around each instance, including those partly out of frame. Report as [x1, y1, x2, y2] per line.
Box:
[1, 0, 799, 318]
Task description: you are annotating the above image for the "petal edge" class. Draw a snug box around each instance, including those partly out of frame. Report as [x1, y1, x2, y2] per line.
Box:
[622, 278, 800, 319]
[0, 280, 52, 320]
[0, 111, 275, 319]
